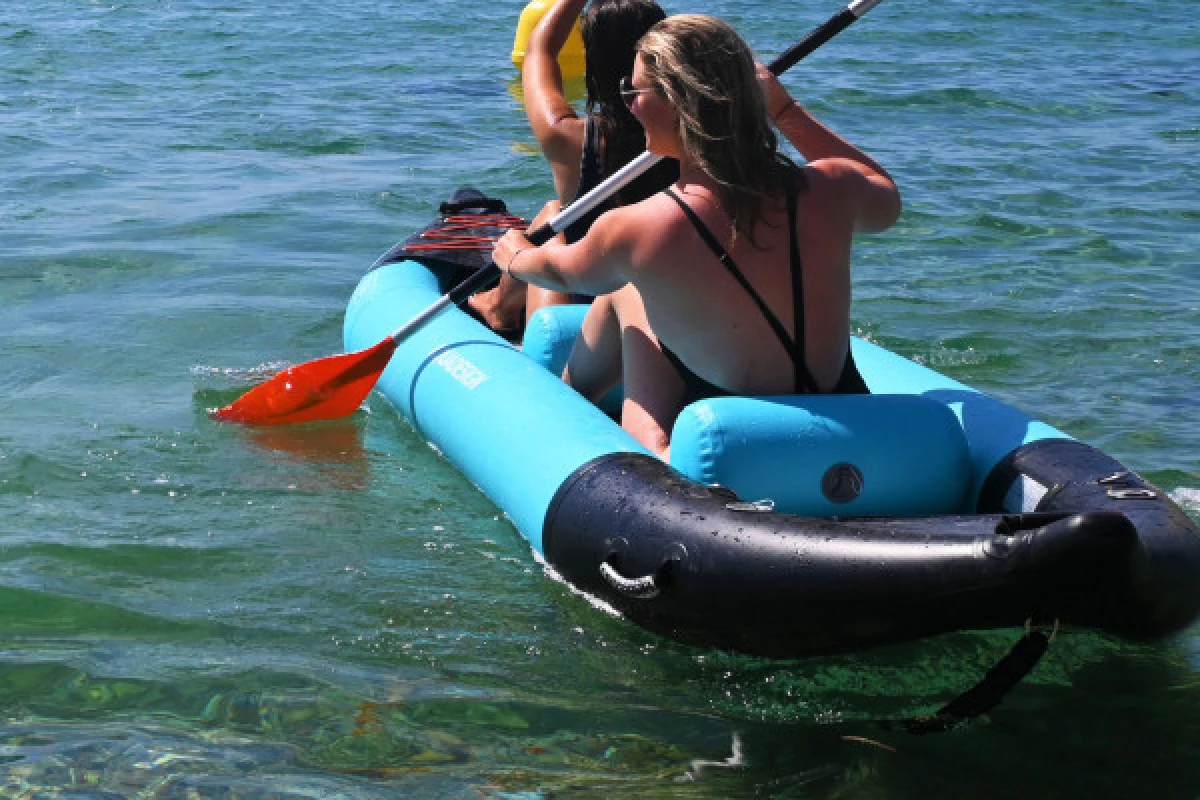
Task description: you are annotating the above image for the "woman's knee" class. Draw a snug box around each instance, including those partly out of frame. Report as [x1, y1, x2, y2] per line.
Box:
[563, 295, 622, 398]
[528, 199, 562, 229]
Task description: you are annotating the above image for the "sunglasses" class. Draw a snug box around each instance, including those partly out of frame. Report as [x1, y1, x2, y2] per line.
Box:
[619, 76, 657, 110]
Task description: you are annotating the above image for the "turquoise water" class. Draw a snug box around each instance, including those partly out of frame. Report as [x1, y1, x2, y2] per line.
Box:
[2, 0, 1198, 795]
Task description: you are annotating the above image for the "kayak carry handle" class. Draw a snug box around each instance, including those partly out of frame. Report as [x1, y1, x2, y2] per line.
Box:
[599, 561, 660, 599]
[599, 543, 689, 599]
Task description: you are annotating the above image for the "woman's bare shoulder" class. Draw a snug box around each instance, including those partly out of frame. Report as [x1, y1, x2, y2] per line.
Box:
[597, 192, 690, 255]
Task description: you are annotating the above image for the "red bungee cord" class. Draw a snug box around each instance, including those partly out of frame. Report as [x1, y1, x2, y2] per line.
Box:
[402, 214, 529, 252]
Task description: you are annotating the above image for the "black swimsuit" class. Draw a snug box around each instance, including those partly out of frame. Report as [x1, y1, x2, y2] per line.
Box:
[562, 116, 610, 245]
[660, 179, 869, 406]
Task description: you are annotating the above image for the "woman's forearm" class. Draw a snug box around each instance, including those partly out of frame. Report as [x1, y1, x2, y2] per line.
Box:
[758, 63, 893, 184]
[493, 215, 629, 298]
[773, 101, 902, 231]
[504, 244, 574, 294]
[774, 101, 893, 184]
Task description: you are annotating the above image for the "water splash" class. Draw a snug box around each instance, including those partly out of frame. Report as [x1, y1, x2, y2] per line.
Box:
[190, 362, 293, 382]
[1170, 488, 1200, 513]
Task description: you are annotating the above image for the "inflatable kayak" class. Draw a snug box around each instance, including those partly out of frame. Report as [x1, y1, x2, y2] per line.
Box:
[343, 191, 1200, 659]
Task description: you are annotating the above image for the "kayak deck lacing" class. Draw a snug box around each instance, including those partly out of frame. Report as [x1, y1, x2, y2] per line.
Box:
[402, 214, 529, 252]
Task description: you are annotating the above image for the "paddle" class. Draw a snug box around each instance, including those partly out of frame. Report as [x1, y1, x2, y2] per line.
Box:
[212, 0, 885, 426]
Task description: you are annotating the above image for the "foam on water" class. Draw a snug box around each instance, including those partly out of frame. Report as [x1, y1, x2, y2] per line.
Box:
[1171, 488, 1200, 513]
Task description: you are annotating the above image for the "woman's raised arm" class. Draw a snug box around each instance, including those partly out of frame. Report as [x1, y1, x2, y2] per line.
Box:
[758, 64, 901, 233]
[524, 0, 589, 201]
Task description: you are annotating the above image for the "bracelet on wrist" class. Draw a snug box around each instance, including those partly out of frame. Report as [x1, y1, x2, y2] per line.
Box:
[772, 99, 796, 123]
[506, 247, 528, 275]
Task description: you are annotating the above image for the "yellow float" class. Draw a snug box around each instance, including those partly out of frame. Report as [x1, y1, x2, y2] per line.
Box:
[511, 0, 586, 78]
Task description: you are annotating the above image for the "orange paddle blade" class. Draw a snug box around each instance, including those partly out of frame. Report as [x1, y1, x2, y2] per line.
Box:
[211, 337, 398, 426]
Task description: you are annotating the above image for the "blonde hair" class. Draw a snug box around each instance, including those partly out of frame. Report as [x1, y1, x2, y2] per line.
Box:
[636, 14, 792, 244]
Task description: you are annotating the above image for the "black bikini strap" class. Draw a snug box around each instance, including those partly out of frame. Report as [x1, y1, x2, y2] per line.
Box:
[785, 176, 820, 393]
[582, 115, 603, 178]
[663, 187, 798, 373]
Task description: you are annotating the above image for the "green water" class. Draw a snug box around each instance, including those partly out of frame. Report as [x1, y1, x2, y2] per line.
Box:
[1, 0, 1198, 795]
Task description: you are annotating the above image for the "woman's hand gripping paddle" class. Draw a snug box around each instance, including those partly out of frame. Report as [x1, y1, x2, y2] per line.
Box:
[212, 0, 886, 426]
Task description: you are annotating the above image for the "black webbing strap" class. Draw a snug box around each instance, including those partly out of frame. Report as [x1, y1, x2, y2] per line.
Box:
[885, 623, 1055, 735]
[438, 193, 509, 216]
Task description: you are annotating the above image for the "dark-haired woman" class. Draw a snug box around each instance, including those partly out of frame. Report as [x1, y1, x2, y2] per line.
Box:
[469, 0, 677, 334]
[492, 15, 901, 458]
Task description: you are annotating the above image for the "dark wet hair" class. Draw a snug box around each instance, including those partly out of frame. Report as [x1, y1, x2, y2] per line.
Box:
[581, 0, 677, 203]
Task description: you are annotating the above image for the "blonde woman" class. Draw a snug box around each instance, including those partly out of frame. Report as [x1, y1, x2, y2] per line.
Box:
[493, 15, 901, 458]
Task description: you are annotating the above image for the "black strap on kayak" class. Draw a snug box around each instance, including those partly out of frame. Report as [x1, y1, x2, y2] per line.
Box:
[884, 621, 1057, 735]
[438, 191, 510, 216]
